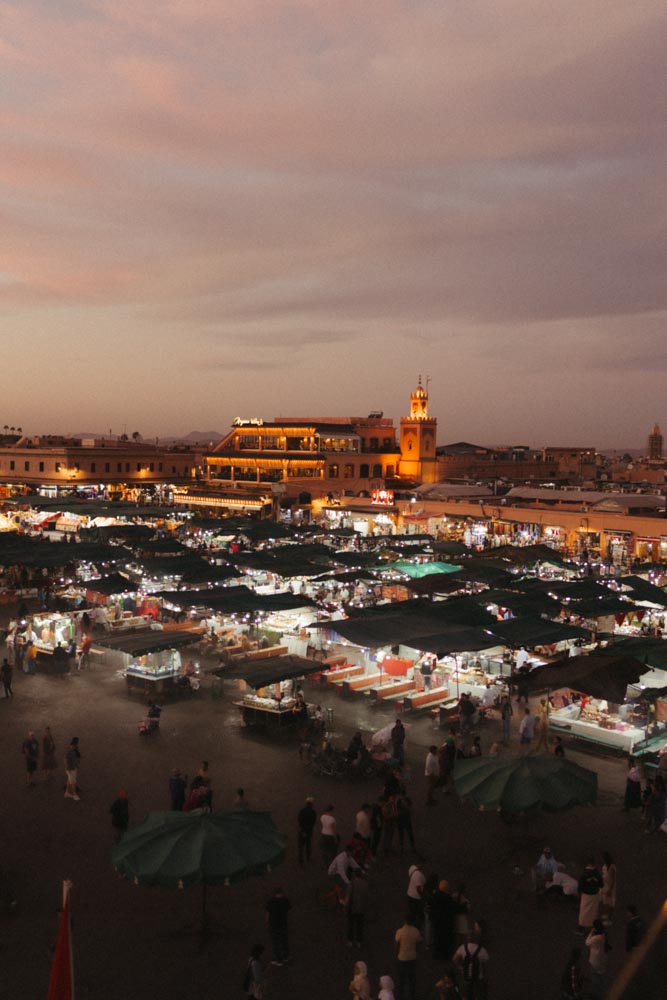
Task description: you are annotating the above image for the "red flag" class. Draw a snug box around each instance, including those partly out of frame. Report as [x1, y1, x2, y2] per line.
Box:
[47, 881, 74, 1000]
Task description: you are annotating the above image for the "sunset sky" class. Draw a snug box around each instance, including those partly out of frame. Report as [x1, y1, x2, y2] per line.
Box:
[1, 1, 665, 448]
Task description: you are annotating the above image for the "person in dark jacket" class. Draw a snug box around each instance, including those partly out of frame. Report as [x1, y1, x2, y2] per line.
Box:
[110, 791, 129, 842]
[625, 905, 646, 952]
[430, 880, 458, 961]
[169, 768, 187, 811]
[297, 796, 317, 864]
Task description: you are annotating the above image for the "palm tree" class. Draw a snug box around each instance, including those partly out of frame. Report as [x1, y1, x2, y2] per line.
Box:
[132, 431, 141, 442]
[3, 425, 7, 435]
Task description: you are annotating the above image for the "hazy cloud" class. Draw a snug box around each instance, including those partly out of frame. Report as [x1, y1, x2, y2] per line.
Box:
[0, 0, 665, 444]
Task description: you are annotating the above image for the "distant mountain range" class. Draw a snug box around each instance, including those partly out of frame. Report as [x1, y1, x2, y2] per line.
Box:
[70, 431, 224, 444]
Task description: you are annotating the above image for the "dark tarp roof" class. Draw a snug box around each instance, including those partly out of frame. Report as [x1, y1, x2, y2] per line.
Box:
[84, 573, 137, 595]
[475, 544, 570, 567]
[455, 561, 516, 586]
[590, 638, 667, 670]
[563, 597, 635, 617]
[411, 627, 501, 657]
[216, 654, 323, 687]
[406, 574, 468, 596]
[615, 576, 667, 607]
[490, 618, 591, 647]
[328, 551, 388, 568]
[80, 524, 156, 543]
[469, 589, 562, 617]
[533, 579, 615, 600]
[94, 627, 204, 656]
[317, 570, 379, 583]
[230, 544, 333, 577]
[0, 536, 131, 567]
[318, 597, 496, 648]
[235, 521, 295, 540]
[157, 585, 315, 613]
[432, 541, 469, 557]
[523, 654, 648, 702]
[127, 556, 241, 583]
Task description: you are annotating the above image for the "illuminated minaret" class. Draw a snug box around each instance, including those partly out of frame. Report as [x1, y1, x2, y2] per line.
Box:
[648, 423, 663, 460]
[399, 376, 438, 483]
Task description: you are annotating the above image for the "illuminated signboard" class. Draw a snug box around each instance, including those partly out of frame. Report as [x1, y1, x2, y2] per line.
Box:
[371, 489, 394, 506]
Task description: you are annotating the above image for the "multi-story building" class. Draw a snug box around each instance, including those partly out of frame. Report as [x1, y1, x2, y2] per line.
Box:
[0, 435, 205, 498]
[205, 414, 402, 496]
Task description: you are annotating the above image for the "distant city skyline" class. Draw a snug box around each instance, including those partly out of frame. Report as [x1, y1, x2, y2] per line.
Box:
[2, 2, 665, 448]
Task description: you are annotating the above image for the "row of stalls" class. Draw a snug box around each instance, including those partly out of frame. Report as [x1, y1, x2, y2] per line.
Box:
[3, 500, 667, 758]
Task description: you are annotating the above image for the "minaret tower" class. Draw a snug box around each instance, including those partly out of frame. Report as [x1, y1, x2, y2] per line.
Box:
[399, 376, 438, 483]
[648, 423, 663, 460]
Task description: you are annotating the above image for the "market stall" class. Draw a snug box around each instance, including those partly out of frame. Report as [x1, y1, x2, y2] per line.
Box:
[224, 655, 322, 730]
[93, 627, 205, 696]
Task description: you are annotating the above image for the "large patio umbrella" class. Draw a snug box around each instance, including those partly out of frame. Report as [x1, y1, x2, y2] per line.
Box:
[112, 808, 286, 937]
[454, 754, 598, 814]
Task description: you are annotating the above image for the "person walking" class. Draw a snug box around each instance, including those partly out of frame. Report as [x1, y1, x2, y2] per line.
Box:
[355, 803, 372, 847]
[378, 975, 395, 1000]
[320, 804, 339, 869]
[600, 851, 617, 926]
[64, 737, 81, 801]
[41, 727, 56, 780]
[1, 658, 13, 698]
[625, 904, 646, 952]
[168, 768, 187, 811]
[243, 943, 266, 1000]
[560, 947, 585, 1000]
[297, 796, 317, 864]
[406, 863, 426, 927]
[577, 858, 603, 932]
[370, 797, 384, 855]
[425, 746, 440, 806]
[519, 707, 535, 749]
[453, 932, 490, 1000]
[349, 960, 371, 1000]
[346, 868, 369, 948]
[391, 719, 406, 767]
[438, 730, 457, 794]
[396, 792, 416, 855]
[431, 880, 458, 961]
[110, 791, 129, 842]
[500, 694, 514, 746]
[21, 731, 39, 786]
[265, 885, 291, 966]
[623, 757, 642, 810]
[585, 919, 610, 998]
[394, 913, 422, 1000]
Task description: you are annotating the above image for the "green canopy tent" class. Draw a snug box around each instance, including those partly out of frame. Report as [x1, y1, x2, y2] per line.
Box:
[112, 808, 286, 939]
[454, 753, 598, 814]
[385, 560, 460, 579]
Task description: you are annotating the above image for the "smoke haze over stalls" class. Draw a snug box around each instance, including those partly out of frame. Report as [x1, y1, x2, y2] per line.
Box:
[1, 1, 665, 448]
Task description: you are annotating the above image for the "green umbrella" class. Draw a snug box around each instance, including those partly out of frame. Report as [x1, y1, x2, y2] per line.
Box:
[112, 808, 286, 938]
[454, 754, 597, 813]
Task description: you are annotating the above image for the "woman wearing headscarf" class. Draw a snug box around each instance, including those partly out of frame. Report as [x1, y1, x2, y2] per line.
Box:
[349, 960, 371, 1000]
[378, 974, 395, 1000]
[600, 851, 616, 925]
[585, 919, 610, 998]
